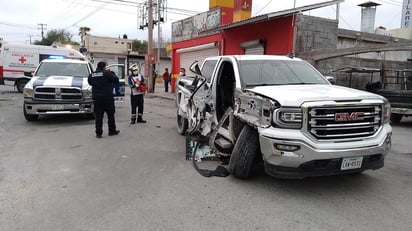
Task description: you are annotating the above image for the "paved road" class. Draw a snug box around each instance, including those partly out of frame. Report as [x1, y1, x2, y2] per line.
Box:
[1, 85, 411, 231]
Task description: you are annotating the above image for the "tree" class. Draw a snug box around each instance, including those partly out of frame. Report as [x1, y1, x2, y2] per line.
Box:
[34, 29, 79, 46]
[132, 39, 148, 52]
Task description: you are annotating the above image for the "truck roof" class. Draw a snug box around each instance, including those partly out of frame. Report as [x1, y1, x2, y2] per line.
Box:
[40, 59, 89, 64]
[206, 55, 303, 62]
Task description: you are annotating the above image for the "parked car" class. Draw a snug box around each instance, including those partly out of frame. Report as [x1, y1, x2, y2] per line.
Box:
[22, 58, 95, 121]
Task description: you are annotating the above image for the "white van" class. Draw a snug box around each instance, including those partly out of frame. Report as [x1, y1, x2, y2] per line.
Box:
[0, 42, 85, 92]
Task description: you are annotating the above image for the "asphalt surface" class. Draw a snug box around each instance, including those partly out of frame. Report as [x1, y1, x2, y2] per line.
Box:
[1, 82, 412, 231]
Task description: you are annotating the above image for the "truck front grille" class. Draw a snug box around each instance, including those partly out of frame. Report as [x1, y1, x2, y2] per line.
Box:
[308, 106, 381, 140]
[34, 87, 83, 100]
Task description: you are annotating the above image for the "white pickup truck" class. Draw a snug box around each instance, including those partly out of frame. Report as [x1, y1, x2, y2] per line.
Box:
[22, 59, 126, 121]
[176, 55, 392, 179]
[22, 59, 95, 121]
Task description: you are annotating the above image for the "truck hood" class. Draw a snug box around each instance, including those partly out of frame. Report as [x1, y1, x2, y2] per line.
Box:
[245, 84, 384, 106]
[28, 76, 90, 89]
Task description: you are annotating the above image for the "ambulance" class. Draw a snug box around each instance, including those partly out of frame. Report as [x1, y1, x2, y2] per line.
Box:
[0, 42, 85, 92]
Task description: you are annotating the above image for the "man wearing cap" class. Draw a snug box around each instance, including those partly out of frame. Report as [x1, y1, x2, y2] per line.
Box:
[88, 61, 120, 138]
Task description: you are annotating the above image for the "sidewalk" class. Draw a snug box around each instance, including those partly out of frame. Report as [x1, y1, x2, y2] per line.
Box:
[145, 80, 175, 101]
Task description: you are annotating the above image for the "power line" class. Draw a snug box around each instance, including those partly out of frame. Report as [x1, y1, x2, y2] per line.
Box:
[377, 0, 402, 6]
[375, 0, 402, 7]
[68, 3, 108, 28]
[255, 0, 273, 15]
[0, 21, 37, 30]
[91, 0, 142, 7]
[50, 0, 84, 22]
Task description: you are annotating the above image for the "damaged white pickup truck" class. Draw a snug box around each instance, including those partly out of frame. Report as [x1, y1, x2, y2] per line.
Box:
[176, 55, 392, 179]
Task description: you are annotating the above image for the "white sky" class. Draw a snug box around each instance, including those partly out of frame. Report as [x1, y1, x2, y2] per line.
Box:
[0, 0, 404, 45]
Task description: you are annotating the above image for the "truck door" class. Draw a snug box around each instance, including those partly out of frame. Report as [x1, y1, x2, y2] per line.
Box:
[187, 60, 217, 135]
[107, 64, 126, 101]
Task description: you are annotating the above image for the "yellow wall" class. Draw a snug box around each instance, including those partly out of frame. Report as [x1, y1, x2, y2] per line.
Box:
[209, 0, 234, 9]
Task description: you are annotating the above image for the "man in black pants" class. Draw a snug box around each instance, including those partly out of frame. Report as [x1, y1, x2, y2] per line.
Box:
[88, 61, 120, 138]
[128, 65, 146, 124]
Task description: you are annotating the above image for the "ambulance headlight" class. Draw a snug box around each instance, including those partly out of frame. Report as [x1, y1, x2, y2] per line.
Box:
[23, 88, 34, 98]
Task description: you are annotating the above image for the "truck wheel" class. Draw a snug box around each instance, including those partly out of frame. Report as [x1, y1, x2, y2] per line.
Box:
[177, 109, 188, 135]
[229, 125, 259, 179]
[16, 79, 29, 93]
[390, 113, 402, 123]
[23, 105, 38, 121]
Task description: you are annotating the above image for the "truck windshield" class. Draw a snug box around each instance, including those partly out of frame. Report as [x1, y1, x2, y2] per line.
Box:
[239, 60, 329, 87]
[35, 62, 90, 77]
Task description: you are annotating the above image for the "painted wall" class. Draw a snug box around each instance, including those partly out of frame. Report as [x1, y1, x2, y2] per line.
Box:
[209, 0, 234, 25]
[170, 33, 222, 91]
[222, 16, 295, 55]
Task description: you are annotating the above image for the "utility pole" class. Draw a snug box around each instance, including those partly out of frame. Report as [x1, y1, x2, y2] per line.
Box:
[38, 23, 47, 40]
[148, 0, 154, 93]
[157, 1, 161, 65]
[27, 34, 34, 44]
[138, 0, 166, 93]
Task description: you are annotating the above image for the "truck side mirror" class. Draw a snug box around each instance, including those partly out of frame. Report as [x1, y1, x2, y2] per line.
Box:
[325, 76, 336, 85]
[189, 61, 202, 75]
[24, 71, 33, 77]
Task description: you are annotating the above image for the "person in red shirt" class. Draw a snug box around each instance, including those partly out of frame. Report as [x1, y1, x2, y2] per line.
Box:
[162, 68, 170, 92]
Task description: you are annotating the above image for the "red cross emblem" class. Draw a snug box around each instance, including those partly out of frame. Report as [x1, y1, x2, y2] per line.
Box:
[19, 56, 26, 64]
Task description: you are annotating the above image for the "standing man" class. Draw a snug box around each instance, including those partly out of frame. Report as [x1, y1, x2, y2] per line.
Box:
[162, 68, 170, 92]
[88, 61, 120, 138]
[128, 65, 147, 124]
[152, 64, 157, 93]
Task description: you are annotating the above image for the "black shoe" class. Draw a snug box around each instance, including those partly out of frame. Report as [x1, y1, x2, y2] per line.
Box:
[130, 121, 136, 124]
[137, 118, 146, 123]
[96, 134, 102, 138]
[108, 130, 120, 136]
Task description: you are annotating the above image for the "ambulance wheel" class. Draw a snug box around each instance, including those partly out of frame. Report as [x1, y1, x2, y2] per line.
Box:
[229, 125, 259, 179]
[23, 104, 39, 121]
[16, 79, 29, 93]
[177, 109, 188, 135]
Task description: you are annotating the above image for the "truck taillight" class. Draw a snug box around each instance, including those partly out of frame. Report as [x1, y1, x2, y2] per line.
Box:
[0, 66, 3, 78]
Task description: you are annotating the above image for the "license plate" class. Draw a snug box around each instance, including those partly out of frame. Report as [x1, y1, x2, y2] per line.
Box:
[341, 157, 363, 170]
[52, 104, 64, 110]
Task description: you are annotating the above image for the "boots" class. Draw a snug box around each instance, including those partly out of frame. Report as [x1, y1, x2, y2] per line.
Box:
[137, 116, 146, 123]
[130, 115, 136, 124]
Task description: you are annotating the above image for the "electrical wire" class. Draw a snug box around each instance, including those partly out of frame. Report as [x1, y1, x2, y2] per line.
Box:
[375, 0, 402, 7]
[0, 21, 37, 30]
[68, 2, 108, 28]
[91, 0, 142, 7]
[50, 0, 84, 22]
[255, 0, 273, 15]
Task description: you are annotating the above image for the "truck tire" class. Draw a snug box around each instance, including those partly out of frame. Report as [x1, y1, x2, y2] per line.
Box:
[177, 109, 188, 135]
[229, 125, 259, 179]
[390, 113, 402, 123]
[23, 105, 39, 121]
[16, 79, 29, 93]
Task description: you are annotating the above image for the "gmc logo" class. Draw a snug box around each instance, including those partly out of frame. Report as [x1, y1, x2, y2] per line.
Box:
[335, 112, 364, 122]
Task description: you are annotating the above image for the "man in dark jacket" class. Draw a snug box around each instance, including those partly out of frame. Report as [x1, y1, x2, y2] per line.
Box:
[88, 61, 120, 138]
